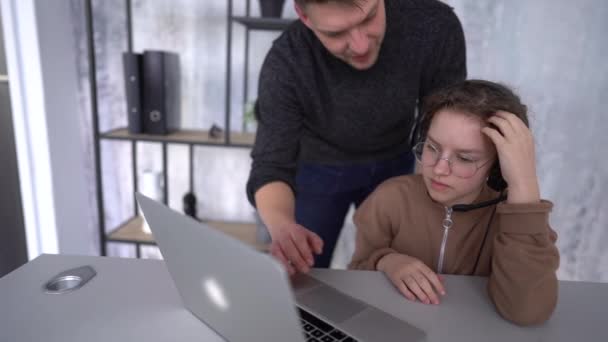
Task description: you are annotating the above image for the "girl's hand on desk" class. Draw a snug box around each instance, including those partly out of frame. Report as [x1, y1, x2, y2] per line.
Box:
[377, 253, 446, 305]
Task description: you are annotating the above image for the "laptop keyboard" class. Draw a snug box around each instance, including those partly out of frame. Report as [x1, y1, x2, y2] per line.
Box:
[298, 308, 359, 342]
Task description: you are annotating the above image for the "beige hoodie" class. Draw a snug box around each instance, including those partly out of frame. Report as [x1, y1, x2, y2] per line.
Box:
[348, 174, 559, 326]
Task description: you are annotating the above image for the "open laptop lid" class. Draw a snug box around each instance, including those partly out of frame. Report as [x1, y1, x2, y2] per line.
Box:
[136, 193, 305, 342]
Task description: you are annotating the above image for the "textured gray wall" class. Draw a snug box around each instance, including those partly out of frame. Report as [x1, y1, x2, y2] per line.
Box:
[71, 0, 608, 280]
[444, 0, 608, 282]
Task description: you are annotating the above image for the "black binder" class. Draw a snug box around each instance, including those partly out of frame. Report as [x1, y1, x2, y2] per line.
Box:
[122, 52, 143, 133]
[142, 50, 181, 135]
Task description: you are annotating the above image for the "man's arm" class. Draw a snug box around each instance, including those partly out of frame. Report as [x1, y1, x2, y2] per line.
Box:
[255, 182, 296, 232]
[246, 46, 323, 275]
[245, 47, 302, 208]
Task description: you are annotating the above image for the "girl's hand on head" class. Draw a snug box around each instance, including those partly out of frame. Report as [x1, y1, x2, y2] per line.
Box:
[377, 253, 445, 305]
[481, 111, 540, 203]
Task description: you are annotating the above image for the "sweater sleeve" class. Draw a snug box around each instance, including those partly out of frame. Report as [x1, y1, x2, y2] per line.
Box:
[487, 200, 560, 326]
[246, 46, 303, 207]
[348, 184, 400, 270]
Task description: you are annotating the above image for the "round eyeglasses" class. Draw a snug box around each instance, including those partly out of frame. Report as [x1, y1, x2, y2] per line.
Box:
[412, 141, 493, 178]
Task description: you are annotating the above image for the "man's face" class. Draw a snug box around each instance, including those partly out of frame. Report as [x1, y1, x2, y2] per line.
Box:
[296, 0, 386, 70]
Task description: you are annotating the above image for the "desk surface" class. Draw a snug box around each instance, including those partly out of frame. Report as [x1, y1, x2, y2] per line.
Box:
[1, 254, 606, 342]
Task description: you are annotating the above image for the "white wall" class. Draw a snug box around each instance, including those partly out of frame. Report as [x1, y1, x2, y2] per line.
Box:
[444, 0, 608, 283]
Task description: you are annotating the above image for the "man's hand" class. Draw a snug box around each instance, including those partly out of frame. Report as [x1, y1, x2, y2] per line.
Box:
[268, 222, 323, 275]
[254, 181, 323, 275]
[377, 253, 446, 305]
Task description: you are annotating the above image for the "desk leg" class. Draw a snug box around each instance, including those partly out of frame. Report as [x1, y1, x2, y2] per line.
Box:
[135, 243, 141, 259]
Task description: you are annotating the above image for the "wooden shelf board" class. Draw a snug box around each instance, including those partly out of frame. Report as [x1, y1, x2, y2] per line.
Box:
[100, 127, 255, 147]
[107, 216, 268, 252]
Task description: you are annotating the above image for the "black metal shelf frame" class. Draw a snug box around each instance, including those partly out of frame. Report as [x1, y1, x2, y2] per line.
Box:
[86, 0, 288, 257]
[232, 16, 295, 31]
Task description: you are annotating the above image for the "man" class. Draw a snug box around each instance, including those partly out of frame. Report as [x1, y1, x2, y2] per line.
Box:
[247, 0, 466, 274]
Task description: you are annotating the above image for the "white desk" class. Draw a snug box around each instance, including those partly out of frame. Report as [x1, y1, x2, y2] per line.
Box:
[0, 254, 606, 341]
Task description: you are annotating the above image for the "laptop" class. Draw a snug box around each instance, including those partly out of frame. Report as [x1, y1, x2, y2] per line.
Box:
[136, 193, 426, 342]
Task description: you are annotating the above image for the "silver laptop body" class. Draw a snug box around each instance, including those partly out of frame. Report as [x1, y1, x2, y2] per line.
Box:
[136, 193, 425, 342]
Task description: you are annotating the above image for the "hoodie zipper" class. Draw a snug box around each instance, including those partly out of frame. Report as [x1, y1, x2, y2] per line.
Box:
[437, 207, 453, 274]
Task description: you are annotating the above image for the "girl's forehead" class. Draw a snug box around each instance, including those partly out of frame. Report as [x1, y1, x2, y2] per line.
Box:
[428, 110, 492, 152]
[431, 109, 484, 127]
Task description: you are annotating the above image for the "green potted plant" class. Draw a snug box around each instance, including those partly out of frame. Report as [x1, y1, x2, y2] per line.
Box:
[243, 100, 258, 133]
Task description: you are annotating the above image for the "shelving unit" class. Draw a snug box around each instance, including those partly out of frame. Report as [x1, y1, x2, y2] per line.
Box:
[85, 0, 290, 258]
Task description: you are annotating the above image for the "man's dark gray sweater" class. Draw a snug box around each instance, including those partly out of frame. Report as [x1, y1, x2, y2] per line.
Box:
[247, 0, 466, 206]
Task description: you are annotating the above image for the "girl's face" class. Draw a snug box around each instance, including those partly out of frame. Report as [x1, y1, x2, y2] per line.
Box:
[421, 109, 496, 207]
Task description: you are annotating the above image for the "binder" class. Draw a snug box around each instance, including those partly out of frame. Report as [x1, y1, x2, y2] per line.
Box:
[142, 50, 181, 135]
[122, 52, 143, 133]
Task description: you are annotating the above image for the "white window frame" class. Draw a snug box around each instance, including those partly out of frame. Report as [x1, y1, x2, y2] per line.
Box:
[2, 0, 60, 258]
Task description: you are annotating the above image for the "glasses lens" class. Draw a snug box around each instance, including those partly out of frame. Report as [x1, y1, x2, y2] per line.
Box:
[414, 142, 440, 166]
[414, 141, 483, 178]
[451, 161, 477, 178]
